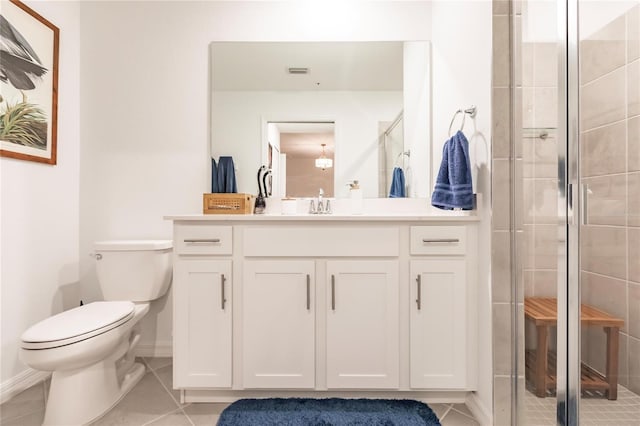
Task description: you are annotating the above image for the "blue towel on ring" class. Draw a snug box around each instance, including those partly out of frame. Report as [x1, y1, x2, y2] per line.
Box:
[431, 131, 473, 210]
[389, 167, 406, 198]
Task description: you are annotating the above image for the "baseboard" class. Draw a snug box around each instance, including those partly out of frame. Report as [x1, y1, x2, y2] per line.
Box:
[0, 368, 50, 405]
[135, 341, 173, 358]
[466, 392, 492, 426]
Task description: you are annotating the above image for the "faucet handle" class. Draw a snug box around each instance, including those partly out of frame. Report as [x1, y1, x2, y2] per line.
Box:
[308, 199, 316, 214]
[325, 200, 332, 214]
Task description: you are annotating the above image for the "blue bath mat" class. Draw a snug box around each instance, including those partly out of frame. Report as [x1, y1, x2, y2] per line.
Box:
[217, 398, 441, 425]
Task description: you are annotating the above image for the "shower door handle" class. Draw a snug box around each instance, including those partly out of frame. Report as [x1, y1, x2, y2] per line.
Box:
[581, 184, 589, 226]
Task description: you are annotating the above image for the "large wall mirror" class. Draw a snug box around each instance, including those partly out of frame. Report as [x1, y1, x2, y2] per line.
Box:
[210, 41, 430, 198]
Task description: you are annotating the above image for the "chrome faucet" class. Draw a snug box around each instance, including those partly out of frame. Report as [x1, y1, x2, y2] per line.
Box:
[308, 188, 331, 214]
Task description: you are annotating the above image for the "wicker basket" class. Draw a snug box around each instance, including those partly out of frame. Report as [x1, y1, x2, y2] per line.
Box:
[203, 193, 255, 214]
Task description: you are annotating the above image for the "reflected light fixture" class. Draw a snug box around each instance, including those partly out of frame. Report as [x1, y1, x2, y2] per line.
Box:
[315, 143, 333, 170]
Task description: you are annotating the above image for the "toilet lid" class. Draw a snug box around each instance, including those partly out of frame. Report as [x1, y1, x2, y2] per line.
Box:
[21, 301, 135, 350]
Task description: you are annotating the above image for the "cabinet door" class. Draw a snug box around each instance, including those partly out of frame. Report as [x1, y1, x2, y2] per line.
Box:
[243, 260, 315, 388]
[326, 260, 399, 389]
[174, 260, 232, 388]
[410, 259, 467, 389]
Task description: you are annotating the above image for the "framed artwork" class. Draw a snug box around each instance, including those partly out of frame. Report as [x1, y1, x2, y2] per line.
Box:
[0, 0, 59, 165]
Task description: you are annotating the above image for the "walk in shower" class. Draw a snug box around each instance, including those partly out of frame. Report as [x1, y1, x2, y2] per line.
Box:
[509, 0, 639, 424]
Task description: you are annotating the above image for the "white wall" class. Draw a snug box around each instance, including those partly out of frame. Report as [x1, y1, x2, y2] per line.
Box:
[0, 0, 81, 399]
[213, 91, 402, 198]
[431, 0, 493, 418]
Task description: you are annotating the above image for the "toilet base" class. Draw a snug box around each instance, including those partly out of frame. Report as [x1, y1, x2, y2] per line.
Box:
[43, 359, 145, 426]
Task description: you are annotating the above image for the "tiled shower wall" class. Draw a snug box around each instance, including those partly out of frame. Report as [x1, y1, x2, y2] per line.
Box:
[491, 1, 521, 424]
[579, 4, 640, 394]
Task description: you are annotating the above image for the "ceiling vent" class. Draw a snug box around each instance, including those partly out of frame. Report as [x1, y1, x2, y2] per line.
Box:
[288, 67, 309, 74]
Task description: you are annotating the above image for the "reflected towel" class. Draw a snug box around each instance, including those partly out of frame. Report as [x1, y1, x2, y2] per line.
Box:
[211, 158, 219, 193]
[389, 167, 406, 198]
[217, 156, 238, 193]
[431, 131, 473, 210]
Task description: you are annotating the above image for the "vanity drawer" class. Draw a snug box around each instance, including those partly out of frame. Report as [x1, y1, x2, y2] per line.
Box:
[244, 226, 399, 257]
[410, 226, 466, 255]
[175, 224, 232, 255]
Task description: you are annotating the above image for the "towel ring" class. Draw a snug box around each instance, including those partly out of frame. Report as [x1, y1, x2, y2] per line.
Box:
[448, 106, 477, 137]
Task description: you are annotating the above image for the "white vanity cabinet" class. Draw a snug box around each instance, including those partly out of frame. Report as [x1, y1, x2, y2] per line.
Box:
[326, 260, 399, 389]
[168, 215, 478, 402]
[242, 260, 315, 389]
[173, 259, 232, 388]
[173, 225, 233, 388]
[409, 226, 477, 390]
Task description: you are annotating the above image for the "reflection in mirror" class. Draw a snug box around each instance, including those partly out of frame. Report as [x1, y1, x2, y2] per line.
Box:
[378, 111, 407, 197]
[210, 41, 429, 198]
[266, 122, 335, 198]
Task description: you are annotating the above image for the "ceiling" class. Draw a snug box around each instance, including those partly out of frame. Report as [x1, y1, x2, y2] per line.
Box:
[211, 42, 404, 91]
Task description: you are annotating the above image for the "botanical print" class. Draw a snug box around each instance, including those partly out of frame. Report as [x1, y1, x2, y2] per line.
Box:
[0, 0, 58, 164]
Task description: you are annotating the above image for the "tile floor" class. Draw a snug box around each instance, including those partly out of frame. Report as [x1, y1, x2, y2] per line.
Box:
[1, 357, 480, 425]
[523, 384, 640, 426]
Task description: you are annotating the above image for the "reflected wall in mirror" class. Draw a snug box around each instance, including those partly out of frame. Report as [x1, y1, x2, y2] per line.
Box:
[210, 41, 430, 198]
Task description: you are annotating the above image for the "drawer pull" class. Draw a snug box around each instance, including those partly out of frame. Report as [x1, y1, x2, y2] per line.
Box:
[416, 275, 422, 310]
[184, 238, 221, 243]
[306, 274, 311, 310]
[331, 275, 336, 311]
[422, 238, 459, 243]
[220, 274, 226, 310]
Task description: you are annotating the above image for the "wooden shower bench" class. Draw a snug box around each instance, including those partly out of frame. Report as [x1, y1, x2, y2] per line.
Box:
[524, 297, 624, 400]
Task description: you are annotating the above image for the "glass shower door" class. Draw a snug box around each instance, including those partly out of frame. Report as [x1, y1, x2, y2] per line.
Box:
[516, 1, 640, 424]
[516, 0, 564, 424]
[577, 2, 639, 425]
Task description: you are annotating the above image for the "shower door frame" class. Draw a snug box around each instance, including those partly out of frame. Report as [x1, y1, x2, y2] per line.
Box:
[556, 0, 581, 424]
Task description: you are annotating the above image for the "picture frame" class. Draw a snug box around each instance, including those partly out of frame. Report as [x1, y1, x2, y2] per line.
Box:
[0, 0, 59, 165]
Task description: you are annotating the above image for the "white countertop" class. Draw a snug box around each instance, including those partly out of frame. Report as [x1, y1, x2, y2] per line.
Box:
[164, 212, 479, 222]
[165, 197, 481, 222]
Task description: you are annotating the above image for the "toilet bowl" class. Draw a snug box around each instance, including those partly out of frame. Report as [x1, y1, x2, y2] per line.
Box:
[20, 240, 172, 426]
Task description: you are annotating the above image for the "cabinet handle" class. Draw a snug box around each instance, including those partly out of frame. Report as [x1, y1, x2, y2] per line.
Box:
[306, 274, 311, 310]
[416, 275, 422, 310]
[422, 238, 459, 243]
[221, 274, 226, 310]
[184, 238, 221, 243]
[331, 275, 336, 311]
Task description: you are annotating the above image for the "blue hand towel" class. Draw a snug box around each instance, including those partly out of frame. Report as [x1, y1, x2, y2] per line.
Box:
[217, 156, 238, 193]
[389, 167, 406, 198]
[431, 131, 473, 210]
[211, 158, 220, 193]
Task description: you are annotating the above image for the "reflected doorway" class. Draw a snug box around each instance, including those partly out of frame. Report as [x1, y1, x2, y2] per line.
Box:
[267, 122, 335, 198]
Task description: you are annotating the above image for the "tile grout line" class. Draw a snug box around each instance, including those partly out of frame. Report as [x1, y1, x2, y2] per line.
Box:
[141, 358, 194, 426]
[449, 405, 480, 422]
[140, 406, 194, 426]
[438, 403, 454, 421]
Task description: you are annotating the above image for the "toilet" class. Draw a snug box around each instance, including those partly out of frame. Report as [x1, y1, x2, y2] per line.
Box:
[20, 240, 173, 426]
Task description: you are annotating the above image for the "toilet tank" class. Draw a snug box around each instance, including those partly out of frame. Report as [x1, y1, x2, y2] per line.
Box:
[94, 240, 173, 302]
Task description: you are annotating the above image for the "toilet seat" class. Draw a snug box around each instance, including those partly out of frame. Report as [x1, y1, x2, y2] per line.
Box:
[21, 301, 135, 350]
